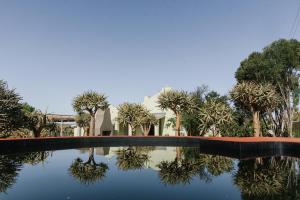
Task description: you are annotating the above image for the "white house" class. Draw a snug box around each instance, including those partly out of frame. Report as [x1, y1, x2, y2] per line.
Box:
[74, 87, 187, 136]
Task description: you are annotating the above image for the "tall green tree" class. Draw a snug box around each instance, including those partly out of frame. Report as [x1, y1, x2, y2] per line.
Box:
[158, 90, 193, 136]
[72, 91, 109, 136]
[231, 82, 281, 137]
[0, 80, 23, 137]
[198, 99, 233, 136]
[235, 39, 300, 136]
[117, 103, 145, 135]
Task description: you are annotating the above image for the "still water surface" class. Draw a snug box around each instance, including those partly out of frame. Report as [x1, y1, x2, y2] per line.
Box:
[0, 146, 299, 200]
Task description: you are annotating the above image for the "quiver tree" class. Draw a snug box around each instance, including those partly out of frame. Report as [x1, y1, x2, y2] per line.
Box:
[235, 39, 300, 136]
[138, 110, 157, 136]
[117, 103, 144, 135]
[158, 90, 193, 136]
[198, 99, 233, 136]
[72, 91, 109, 136]
[75, 113, 91, 136]
[230, 82, 281, 137]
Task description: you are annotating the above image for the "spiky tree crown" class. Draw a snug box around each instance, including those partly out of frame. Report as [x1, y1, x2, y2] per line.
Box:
[72, 91, 109, 115]
[158, 90, 193, 113]
[230, 81, 281, 112]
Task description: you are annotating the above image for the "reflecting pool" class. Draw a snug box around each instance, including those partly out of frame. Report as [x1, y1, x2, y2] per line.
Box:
[0, 146, 299, 200]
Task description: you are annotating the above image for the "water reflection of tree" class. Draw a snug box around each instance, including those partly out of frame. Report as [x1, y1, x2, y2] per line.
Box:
[0, 151, 50, 193]
[69, 148, 108, 185]
[157, 147, 235, 185]
[115, 147, 151, 171]
[157, 147, 199, 185]
[183, 147, 234, 179]
[234, 157, 300, 200]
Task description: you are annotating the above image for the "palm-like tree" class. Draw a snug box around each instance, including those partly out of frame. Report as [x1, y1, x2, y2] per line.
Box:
[115, 147, 150, 170]
[117, 103, 144, 135]
[75, 113, 91, 136]
[138, 110, 157, 136]
[72, 91, 109, 136]
[69, 148, 109, 185]
[158, 90, 193, 136]
[230, 82, 281, 136]
[198, 99, 233, 136]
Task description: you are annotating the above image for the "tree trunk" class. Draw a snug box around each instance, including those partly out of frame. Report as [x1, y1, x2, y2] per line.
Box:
[175, 112, 181, 136]
[33, 129, 41, 138]
[89, 115, 95, 136]
[252, 111, 261, 137]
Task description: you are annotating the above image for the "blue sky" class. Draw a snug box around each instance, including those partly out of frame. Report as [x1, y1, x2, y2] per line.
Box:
[0, 0, 299, 114]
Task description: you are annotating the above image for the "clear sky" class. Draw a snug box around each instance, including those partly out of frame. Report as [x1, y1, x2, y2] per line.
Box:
[0, 0, 299, 114]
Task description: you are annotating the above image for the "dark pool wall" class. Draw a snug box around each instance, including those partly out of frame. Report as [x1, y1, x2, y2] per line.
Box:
[1, 137, 300, 158]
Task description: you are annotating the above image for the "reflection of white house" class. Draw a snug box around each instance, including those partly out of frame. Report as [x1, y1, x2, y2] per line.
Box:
[74, 87, 187, 136]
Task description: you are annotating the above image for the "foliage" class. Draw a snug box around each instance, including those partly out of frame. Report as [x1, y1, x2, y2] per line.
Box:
[231, 82, 281, 113]
[72, 91, 109, 115]
[231, 81, 281, 136]
[235, 39, 300, 136]
[115, 147, 150, 170]
[234, 158, 285, 198]
[22, 109, 57, 137]
[158, 90, 193, 114]
[198, 99, 234, 136]
[0, 80, 24, 137]
[72, 91, 109, 136]
[117, 103, 156, 135]
[157, 158, 198, 185]
[75, 113, 91, 128]
[158, 90, 193, 136]
[0, 154, 23, 192]
[69, 148, 108, 185]
[138, 110, 157, 136]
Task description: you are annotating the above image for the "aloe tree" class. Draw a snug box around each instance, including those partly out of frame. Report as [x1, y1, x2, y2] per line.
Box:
[158, 90, 193, 136]
[69, 148, 109, 185]
[230, 82, 281, 137]
[138, 110, 157, 136]
[72, 91, 109, 136]
[198, 99, 233, 136]
[117, 103, 144, 135]
[75, 113, 91, 136]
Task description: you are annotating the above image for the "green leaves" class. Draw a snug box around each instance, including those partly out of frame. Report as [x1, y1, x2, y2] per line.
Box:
[198, 99, 233, 136]
[0, 80, 23, 136]
[117, 103, 156, 135]
[72, 91, 109, 115]
[75, 113, 91, 128]
[158, 90, 193, 113]
[230, 81, 281, 112]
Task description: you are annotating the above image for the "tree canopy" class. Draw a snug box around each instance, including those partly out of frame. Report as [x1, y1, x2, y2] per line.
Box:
[0, 80, 23, 136]
[72, 91, 109, 136]
[235, 39, 300, 136]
